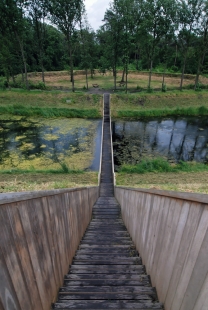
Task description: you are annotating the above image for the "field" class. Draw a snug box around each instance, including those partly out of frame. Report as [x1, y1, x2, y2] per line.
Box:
[26, 70, 208, 91]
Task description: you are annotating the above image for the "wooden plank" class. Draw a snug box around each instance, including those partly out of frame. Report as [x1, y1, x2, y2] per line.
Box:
[18, 200, 51, 309]
[0, 206, 33, 310]
[0, 250, 21, 310]
[171, 203, 208, 310]
[43, 197, 60, 289]
[52, 300, 163, 309]
[72, 258, 142, 265]
[65, 274, 149, 282]
[69, 265, 145, 274]
[58, 293, 153, 300]
[7, 203, 43, 310]
[60, 286, 156, 294]
[164, 201, 203, 306]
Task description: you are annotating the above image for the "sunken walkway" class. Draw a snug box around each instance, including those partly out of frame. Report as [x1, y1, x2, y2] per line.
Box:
[52, 94, 163, 309]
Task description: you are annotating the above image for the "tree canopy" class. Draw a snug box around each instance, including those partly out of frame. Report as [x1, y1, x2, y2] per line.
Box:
[1, 0, 208, 90]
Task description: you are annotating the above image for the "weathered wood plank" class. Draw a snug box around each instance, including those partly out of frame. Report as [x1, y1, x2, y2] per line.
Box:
[52, 300, 163, 309]
[58, 293, 153, 300]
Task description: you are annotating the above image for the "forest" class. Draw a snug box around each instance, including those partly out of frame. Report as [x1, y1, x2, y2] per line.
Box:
[0, 0, 208, 91]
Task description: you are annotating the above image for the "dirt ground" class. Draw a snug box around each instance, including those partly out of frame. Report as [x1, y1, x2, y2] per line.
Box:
[27, 71, 208, 92]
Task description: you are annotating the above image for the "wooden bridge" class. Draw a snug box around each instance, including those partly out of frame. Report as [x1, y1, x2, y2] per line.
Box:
[0, 94, 207, 310]
[52, 94, 162, 309]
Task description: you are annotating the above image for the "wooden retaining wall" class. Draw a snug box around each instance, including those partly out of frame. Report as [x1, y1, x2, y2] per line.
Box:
[115, 187, 208, 310]
[0, 186, 99, 310]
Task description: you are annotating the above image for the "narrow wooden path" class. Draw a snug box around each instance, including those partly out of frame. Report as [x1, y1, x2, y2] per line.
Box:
[52, 94, 163, 309]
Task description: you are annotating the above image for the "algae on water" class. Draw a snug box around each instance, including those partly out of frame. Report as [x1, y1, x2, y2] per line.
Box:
[0, 117, 101, 171]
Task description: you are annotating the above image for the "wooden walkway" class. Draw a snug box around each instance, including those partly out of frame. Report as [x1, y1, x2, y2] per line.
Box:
[52, 94, 163, 309]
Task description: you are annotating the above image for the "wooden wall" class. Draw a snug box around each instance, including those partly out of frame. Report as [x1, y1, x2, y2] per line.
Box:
[115, 187, 208, 310]
[0, 187, 99, 310]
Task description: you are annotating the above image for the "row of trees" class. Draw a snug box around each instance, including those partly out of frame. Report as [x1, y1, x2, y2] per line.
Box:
[1, 0, 208, 91]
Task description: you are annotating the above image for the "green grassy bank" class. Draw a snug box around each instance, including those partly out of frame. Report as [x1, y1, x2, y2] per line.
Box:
[116, 171, 208, 194]
[119, 158, 208, 174]
[0, 89, 102, 118]
[0, 172, 98, 193]
[111, 90, 208, 118]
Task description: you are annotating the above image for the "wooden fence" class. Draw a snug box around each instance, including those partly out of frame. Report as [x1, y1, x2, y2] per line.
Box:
[115, 187, 208, 310]
[0, 187, 99, 310]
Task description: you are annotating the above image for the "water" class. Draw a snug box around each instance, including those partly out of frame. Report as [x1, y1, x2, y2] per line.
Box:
[112, 117, 208, 169]
[0, 117, 102, 171]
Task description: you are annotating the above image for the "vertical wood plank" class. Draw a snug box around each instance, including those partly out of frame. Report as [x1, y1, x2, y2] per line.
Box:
[171, 204, 208, 310]
[0, 207, 32, 310]
[165, 201, 203, 306]
[7, 204, 43, 310]
[0, 251, 21, 310]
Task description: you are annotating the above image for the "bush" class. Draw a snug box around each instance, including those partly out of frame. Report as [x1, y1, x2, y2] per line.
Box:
[161, 83, 167, 92]
[147, 86, 153, 93]
[0, 80, 9, 90]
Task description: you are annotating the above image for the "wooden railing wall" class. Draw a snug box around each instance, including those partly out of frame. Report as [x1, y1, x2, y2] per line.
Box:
[0, 187, 99, 310]
[115, 187, 208, 310]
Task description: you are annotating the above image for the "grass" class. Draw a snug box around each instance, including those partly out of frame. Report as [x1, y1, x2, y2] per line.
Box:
[117, 159, 208, 194]
[116, 171, 208, 194]
[0, 104, 99, 118]
[0, 89, 102, 118]
[0, 172, 98, 193]
[111, 90, 208, 118]
[119, 158, 208, 174]
[0, 167, 84, 174]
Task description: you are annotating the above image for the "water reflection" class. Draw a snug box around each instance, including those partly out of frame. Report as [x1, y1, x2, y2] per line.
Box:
[0, 118, 102, 171]
[112, 117, 208, 169]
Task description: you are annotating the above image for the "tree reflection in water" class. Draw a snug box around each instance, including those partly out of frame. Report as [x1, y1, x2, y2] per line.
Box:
[112, 117, 208, 170]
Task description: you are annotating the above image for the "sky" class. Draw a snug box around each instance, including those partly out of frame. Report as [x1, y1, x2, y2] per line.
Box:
[85, 0, 110, 31]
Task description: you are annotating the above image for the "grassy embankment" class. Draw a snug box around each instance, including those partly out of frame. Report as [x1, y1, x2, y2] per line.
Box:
[110, 90, 208, 118]
[0, 88, 102, 118]
[1, 72, 208, 193]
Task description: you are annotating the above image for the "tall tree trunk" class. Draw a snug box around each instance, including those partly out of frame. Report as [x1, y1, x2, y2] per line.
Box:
[194, 60, 201, 90]
[194, 52, 205, 90]
[180, 51, 187, 91]
[85, 69, 88, 90]
[113, 66, 117, 91]
[148, 59, 153, 89]
[174, 44, 178, 66]
[16, 32, 28, 90]
[40, 49, 45, 83]
[121, 67, 125, 82]
[69, 46, 75, 92]
[125, 61, 128, 94]
[162, 64, 167, 91]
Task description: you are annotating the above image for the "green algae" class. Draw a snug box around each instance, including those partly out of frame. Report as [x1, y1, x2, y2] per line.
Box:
[0, 117, 100, 171]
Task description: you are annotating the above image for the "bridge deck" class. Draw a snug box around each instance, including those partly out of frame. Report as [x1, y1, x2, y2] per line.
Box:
[52, 94, 163, 309]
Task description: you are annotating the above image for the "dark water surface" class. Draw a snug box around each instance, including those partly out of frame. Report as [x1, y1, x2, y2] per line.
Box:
[0, 117, 102, 171]
[112, 117, 208, 169]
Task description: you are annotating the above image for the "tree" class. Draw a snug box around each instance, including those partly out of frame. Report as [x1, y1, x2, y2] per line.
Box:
[0, 0, 29, 88]
[48, 0, 85, 92]
[139, 0, 177, 90]
[194, 0, 208, 89]
[27, 0, 48, 83]
[103, 5, 124, 90]
[79, 18, 97, 89]
[178, 0, 203, 90]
